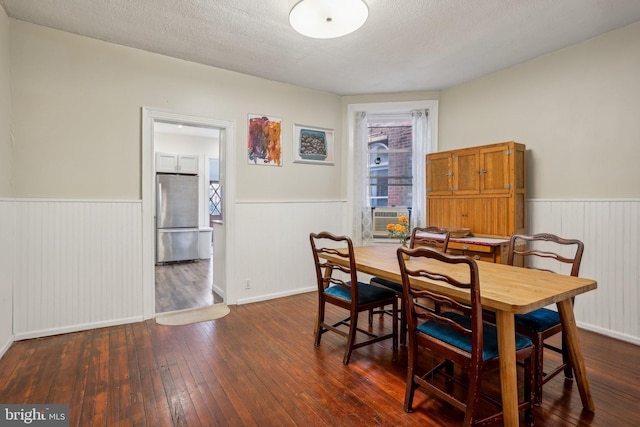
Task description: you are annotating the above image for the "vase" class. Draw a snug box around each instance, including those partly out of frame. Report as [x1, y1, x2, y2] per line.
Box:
[401, 240, 410, 260]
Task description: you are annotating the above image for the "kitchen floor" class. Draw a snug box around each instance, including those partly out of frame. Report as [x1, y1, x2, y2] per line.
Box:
[155, 248, 222, 313]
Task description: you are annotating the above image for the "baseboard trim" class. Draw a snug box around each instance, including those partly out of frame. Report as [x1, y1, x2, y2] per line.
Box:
[0, 334, 14, 360]
[14, 316, 145, 341]
[577, 321, 640, 346]
[212, 284, 225, 300]
[237, 287, 316, 305]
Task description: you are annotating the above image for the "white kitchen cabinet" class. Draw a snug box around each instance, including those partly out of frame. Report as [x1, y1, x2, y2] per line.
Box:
[155, 152, 199, 174]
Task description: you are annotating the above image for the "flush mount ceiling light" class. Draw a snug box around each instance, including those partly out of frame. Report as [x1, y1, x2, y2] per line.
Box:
[289, 0, 369, 39]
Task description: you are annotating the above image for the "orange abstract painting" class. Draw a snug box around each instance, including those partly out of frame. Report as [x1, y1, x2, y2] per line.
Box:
[248, 114, 282, 166]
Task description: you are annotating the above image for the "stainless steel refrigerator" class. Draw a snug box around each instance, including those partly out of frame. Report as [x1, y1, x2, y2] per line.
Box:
[156, 174, 199, 263]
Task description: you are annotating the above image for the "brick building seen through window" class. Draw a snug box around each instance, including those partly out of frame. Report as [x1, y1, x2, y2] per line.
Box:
[368, 121, 413, 209]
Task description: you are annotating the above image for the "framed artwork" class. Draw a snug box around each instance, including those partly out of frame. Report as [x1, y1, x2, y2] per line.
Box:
[293, 124, 334, 165]
[248, 114, 282, 166]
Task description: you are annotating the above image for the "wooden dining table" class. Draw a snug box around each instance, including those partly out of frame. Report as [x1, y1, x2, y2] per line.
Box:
[319, 244, 597, 427]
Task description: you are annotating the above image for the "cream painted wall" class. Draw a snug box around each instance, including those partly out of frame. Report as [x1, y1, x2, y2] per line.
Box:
[0, 7, 13, 355]
[9, 20, 342, 201]
[439, 21, 640, 199]
[0, 8, 11, 197]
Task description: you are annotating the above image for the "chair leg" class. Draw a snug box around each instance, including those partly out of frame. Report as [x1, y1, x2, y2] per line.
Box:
[343, 310, 358, 365]
[561, 331, 573, 379]
[534, 334, 544, 405]
[403, 337, 418, 412]
[399, 298, 407, 346]
[314, 299, 325, 348]
[524, 352, 535, 426]
[462, 365, 482, 427]
[392, 300, 398, 351]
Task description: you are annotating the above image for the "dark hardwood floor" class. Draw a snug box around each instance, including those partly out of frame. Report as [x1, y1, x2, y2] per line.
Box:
[155, 253, 221, 313]
[1, 292, 639, 426]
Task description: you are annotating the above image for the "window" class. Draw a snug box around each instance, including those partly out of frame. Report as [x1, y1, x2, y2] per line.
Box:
[209, 182, 222, 225]
[209, 158, 222, 225]
[367, 115, 413, 208]
[368, 139, 389, 207]
[347, 100, 438, 245]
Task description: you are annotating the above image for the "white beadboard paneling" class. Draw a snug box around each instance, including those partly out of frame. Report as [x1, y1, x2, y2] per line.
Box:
[8, 197, 638, 346]
[233, 201, 345, 305]
[13, 200, 143, 339]
[527, 199, 640, 345]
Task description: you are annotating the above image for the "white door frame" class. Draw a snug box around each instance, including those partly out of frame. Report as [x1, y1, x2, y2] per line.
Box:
[141, 107, 236, 319]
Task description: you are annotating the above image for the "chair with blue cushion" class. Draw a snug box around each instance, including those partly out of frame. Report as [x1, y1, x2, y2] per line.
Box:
[310, 232, 398, 365]
[397, 246, 534, 426]
[505, 233, 585, 405]
[370, 226, 451, 345]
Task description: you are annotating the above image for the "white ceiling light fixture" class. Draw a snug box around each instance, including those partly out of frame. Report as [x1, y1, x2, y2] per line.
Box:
[289, 0, 369, 39]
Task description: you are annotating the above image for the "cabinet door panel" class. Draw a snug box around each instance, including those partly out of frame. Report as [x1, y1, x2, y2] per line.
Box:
[427, 198, 454, 229]
[426, 154, 452, 195]
[480, 146, 511, 194]
[453, 199, 475, 230]
[177, 154, 199, 174]
[476, 197, 510, 236]
[453, 149, 479, 195]
[156, 152, 178, 173]
[452, 198, 510, 236]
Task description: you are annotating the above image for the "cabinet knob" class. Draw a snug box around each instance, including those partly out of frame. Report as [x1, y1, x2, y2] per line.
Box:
[474, 255, 480, 260]
[463, 245, 468, 250]
[478, 169, 487, 175]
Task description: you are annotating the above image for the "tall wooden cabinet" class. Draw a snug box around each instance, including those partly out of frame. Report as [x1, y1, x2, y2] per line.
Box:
[426, 141, 526, 238]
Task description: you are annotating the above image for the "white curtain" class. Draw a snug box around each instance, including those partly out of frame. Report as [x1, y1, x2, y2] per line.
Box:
[352, 111, 372, 246]
[411, 109, 428, 228]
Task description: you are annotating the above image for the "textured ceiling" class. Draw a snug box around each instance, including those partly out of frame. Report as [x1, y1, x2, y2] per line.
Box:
[2, 0, 640, 95]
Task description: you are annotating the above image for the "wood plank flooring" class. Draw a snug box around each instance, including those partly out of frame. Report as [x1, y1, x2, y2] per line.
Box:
[155, 257, 220, 313]
[1, 292, 639, 426]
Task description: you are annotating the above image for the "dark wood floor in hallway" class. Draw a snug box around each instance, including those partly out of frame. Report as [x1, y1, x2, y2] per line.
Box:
[1, 292, 638, 426]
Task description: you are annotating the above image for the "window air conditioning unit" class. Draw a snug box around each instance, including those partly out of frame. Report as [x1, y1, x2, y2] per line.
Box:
[372, 207, 410, 238]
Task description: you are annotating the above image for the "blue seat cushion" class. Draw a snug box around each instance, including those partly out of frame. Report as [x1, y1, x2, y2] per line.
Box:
[370, 276, 403, 293]
[325, 281, 396, 305]
[515, 307, 561, 332]
[417, 312, 533, 361]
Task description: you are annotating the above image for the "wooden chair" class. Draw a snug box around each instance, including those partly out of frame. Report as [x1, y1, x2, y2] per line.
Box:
[370, 226, 451, 345]
[397, 246, 535, 426]
[505, 233, 585, 404]
[310, 232, 398, 365]
[409, 226, 451, 251]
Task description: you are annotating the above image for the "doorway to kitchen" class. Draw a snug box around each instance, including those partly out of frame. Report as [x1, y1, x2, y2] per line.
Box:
[141, 107, 236, 320]
[153, 122, 220, 313]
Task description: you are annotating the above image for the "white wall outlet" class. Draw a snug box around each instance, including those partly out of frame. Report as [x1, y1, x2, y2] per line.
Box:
[245, 279, 251, 289]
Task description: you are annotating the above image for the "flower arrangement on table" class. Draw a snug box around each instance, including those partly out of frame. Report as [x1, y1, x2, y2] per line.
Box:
[386, 214, 410, 246]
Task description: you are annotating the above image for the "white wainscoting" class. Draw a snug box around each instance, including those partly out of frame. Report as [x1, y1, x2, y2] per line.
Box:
[233, 200, 345, 305]
[13, 199, 144, 339]
[6, 198, 637, 346]
[527, 199, 640, 345]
